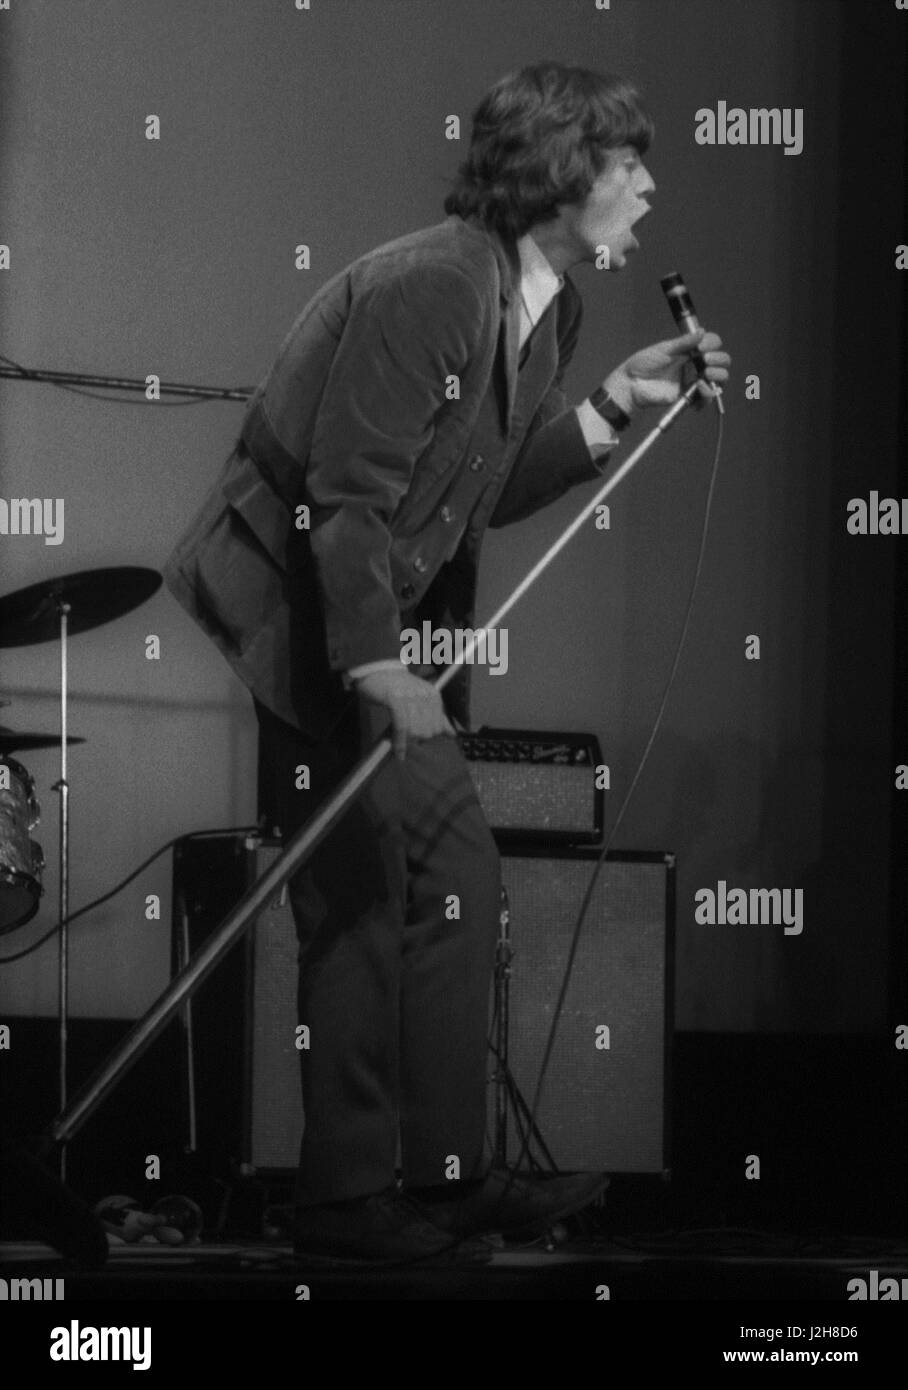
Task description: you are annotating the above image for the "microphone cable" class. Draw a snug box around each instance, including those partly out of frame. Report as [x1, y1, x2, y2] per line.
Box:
[0, 826, 261, 963]
[507, 393, 725, 1185]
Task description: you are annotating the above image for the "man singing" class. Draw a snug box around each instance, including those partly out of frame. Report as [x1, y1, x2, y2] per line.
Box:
[165, 61, 730, 1263]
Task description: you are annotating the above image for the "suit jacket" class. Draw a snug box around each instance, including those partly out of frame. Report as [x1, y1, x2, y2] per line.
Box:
[164, 214, 602, 734]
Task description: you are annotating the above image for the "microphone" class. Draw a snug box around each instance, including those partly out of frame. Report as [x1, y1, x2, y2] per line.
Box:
[661, 273, 706, 369]
[660, 271, 723, 411]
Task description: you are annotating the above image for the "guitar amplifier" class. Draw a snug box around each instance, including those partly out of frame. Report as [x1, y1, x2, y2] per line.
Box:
[498, 848, 673, 1173]
[458, 726, 603, 846]
[172, 837, 671, 1175]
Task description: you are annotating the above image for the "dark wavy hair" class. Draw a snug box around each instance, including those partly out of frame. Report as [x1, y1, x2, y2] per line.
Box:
[444, 63, 654, 240]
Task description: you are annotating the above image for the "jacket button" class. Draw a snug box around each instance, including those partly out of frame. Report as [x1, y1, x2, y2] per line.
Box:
[413, 556, 428, 574]
[401, 582, 415, 600]
[468, 453, 485, 472]
[439, 505, 455, 523]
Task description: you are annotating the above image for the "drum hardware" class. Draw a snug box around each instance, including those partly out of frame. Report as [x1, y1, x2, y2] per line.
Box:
[0, 731, 84, 935]
[0, 755, 45, 934]
[0, 567, 162, 1176]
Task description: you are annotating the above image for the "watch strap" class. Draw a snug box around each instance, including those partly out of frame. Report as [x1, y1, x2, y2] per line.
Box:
[589, 385, 632, 432]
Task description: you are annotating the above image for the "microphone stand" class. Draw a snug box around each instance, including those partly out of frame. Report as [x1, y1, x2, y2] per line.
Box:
[490, 886, 557, 1172]
[48, 378, 708, 1151]
[492, 887, 512, 1166]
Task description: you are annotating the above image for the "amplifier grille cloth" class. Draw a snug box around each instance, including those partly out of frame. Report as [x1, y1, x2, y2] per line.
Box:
[501, 856, 668, 1172]
[465, 763, 594, 832]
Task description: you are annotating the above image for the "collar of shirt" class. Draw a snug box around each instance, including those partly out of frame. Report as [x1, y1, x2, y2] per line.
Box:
[515, 234, 564, 347]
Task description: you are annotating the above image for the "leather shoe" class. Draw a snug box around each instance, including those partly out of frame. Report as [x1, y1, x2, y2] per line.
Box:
[408, 1168, 610, 1238]
[292, 1187, 493, 1265]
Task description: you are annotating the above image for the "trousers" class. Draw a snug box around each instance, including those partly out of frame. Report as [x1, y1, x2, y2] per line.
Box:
[254, 691, 501, 1205]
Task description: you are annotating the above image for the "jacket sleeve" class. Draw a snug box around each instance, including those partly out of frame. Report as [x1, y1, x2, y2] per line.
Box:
[303, 264, 487, 670]
[489, 277, 602, 528]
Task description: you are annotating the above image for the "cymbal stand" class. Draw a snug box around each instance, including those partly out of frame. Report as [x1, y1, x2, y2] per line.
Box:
[492, 887, 512, 1165]
[491, 885, 557, 1172]
[51, 597, 71, 1178]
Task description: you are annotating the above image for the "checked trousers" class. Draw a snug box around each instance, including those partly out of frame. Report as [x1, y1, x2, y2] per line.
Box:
[254, 690, 501, 1207]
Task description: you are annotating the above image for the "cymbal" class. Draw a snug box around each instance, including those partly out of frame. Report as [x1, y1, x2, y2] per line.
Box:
[0, 725, 86, 753]
[0, 568, 162, 647]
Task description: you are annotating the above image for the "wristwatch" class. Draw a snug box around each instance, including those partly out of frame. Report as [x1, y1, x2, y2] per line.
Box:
[589, 385, 632, 433]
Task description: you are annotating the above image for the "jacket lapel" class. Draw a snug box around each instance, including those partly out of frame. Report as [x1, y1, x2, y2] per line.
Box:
[533, 293, 560, 386]
[490, 230, 559, 424]
[456, 217, 523, 426]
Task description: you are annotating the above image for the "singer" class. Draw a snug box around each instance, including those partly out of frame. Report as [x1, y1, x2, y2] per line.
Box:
[165, 61, 730, 1263]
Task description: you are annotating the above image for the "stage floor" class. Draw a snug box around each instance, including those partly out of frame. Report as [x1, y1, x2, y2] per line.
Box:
[3, 1234, 906, 1300]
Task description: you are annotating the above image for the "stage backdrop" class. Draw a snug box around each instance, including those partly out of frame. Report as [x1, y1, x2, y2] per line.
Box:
[0, 0, 902, 1034]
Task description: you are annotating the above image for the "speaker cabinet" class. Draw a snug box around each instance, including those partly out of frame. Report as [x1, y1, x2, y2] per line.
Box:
[171, 833, 254, 1169]
[499, 850, 674, 1174]
[171, 834, 299, 1173]
[173, 839, 673, 1176]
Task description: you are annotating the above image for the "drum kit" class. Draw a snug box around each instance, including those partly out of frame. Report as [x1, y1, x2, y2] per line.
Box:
[0, 566, 162, 1158]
